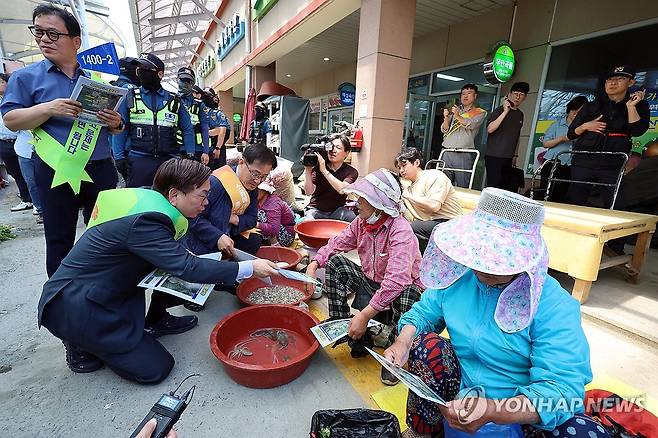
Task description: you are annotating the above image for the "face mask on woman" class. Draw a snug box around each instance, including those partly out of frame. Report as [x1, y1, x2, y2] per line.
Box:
[137, 69, 161, 91]
[366, 210, 382, 224]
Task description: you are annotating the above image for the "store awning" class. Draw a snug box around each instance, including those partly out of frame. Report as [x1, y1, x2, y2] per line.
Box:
[129, 0, 223, 88]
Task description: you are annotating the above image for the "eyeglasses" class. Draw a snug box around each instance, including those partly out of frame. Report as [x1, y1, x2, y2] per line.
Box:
[244, 161, 268, 182]
[28, 25, 72, 42]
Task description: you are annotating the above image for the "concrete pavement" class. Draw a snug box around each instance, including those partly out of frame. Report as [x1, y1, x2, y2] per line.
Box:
[1, 182, 657, 437]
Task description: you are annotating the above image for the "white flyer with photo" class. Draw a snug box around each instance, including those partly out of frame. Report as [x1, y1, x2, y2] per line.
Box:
[310, 318, 382, 348]
[367, 347, 447, 406]
[69, 76, 128, 125]
[138, 252, 222, 306]
[276, 268, 320, 285]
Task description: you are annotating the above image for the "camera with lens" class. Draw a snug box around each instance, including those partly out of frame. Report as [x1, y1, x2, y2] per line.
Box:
[301, 135, 332, 167]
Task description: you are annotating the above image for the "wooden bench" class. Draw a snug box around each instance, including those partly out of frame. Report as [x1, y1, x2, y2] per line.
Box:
[455, 188, 658, 303]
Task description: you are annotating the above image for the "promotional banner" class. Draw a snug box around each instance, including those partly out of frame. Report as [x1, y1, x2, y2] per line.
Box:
[32, 122, 101, 194]
[527, 120, 555, 175]
[77, 42, 121, 76]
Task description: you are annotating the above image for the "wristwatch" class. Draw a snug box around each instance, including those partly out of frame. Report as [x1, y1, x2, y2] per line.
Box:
[114, 120, 125, 131]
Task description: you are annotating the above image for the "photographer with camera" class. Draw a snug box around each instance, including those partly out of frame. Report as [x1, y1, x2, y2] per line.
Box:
[303, 134, 358, 222]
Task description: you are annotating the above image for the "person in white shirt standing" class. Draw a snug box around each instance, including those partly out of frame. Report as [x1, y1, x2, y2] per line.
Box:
[0, 72, 33, 213]
[14, 130, 44, 223]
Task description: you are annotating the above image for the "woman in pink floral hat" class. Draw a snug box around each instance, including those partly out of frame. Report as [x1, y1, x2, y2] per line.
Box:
[385, 188, 605, 438]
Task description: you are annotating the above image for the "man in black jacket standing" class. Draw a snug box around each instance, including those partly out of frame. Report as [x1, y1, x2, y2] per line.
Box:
[37, 158, 278, 384]
[567, 65, 650, 208]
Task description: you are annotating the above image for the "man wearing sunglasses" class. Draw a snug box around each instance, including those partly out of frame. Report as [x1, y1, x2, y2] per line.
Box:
[1, 4, 123, 277]
[185, 143, 277, 258]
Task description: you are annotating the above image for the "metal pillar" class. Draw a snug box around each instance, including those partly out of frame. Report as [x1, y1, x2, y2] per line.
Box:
[69, 0, 91, 49]
[244, 0, 252, 97]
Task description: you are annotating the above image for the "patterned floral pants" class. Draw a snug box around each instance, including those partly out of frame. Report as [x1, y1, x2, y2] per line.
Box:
[406, 332, 611, 438]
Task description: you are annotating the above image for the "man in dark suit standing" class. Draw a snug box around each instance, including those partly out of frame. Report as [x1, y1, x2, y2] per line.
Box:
[37, 158, 278, 384]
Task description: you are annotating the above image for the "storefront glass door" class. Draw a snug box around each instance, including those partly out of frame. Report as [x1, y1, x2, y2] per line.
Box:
[327, 107, 354, 134]
[405, 94, 442, 162]
[405, 90, 497, 188]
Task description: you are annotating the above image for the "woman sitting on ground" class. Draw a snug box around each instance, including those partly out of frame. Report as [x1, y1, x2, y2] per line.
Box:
[385, 188, 606, 438]
[307, 169, 424, 386]
[256, 177, 296, 247]
[395, 148, 463, 253]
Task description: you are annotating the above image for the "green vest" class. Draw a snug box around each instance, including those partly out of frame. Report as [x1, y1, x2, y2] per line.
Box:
[88, 188, 188, 240]
[31, 73, 106, 194]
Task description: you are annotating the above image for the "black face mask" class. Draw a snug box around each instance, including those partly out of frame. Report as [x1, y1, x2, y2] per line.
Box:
[123, 67, 141, 86]
[178, 81, 193, 95]
[203, 95, 218, 109]
[137, 69, 161, 91]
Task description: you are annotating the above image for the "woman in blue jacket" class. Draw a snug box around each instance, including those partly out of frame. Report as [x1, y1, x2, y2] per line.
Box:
[386, 188, 608, 438]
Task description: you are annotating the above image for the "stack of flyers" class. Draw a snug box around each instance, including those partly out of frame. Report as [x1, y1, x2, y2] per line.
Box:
[276, 268, 321, 285]
[310, 318, 382, 348]
[367, 347, 447, 406]
[137, 252, 221, 306]
[232, 248, 319, 285]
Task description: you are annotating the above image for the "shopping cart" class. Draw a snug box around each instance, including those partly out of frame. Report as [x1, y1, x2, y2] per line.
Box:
[424, 159, 446, 171]
[529, 150, 628, 209]
[437, 148, 480, 189]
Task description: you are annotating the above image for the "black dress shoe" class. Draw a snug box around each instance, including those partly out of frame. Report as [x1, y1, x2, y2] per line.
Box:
[63, 341, 103, 373]
[214, 282, 237, 295]
[144, 314, 198, 338]
[380, 366, 400, 386]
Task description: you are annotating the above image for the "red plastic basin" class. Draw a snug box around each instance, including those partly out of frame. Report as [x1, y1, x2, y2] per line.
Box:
[209, 305, 320, 388]
[236, 276, 314, 307]
[256, 246, 302, 270]
[294, 219, 349, 248]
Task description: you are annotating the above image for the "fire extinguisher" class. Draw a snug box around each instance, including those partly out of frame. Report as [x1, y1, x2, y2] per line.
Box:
[350, 121, 363, 152]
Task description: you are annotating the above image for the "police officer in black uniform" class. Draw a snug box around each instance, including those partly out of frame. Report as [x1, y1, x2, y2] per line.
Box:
[176, 67, 210, 165]
[115, 53, 196, 188]
[567, 65, 650, 208]
[111, 57, 141, 181]
[202, 87, 231, 169]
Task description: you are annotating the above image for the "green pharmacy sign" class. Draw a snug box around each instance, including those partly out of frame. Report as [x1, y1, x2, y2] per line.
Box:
[253, 0, 279, 22]
[483, 41, 516, 85]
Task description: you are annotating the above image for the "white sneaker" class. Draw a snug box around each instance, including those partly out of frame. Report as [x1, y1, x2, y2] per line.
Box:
[10, 201, 33, 212]
[33, 207, 39, 215]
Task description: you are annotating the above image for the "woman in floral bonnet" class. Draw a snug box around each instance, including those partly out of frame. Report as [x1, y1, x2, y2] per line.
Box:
[386, 188, 606, 438]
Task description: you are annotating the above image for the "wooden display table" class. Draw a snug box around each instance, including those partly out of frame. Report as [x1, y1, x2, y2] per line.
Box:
[455, 189, 658, 303]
